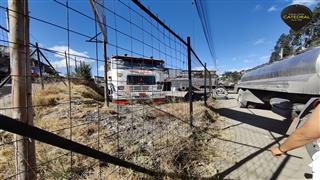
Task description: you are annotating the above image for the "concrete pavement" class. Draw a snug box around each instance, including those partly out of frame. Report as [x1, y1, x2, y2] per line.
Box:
[214, 94, 311, 180]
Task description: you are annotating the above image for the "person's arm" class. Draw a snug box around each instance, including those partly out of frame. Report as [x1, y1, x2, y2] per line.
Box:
[271, 105, 320, 156]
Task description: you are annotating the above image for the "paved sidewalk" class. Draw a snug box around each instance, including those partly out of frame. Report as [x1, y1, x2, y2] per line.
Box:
[214, 94, 311, 180]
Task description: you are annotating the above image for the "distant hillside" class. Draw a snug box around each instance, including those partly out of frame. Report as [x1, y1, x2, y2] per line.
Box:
[0, 45, 56, 81]
[269, 4, 320, 63]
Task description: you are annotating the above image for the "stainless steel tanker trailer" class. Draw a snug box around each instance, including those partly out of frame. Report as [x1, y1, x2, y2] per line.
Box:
[236, 46, 320, 157]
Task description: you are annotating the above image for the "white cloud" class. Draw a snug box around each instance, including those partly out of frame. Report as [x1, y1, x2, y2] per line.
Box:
[259, 55, 270, 62]
[50, 45, 89, 59]
[51, 59, 68, 69]
[253, 38, 271, 45]
[253, 38, 266, 45]
[247, 54, 257, 58]
[98, 65, 105, 72]
[243, 55, 270, 64]
[232, 55, 256, 63]
[244, 59, 251, 63]
[49, 45, 94, 68]
[268, 5, 277, 12]
[291, 0, 319, 6]
[193, 65, 216, 71]
[193, 66, 204, 70]
[254, 4, 262, 11]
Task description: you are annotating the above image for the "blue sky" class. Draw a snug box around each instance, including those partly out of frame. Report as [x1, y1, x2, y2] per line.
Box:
[0, 0, 319, 76]
[140, 0, 319, 73]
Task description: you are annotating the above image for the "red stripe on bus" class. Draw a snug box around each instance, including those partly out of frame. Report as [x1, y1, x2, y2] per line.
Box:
[112, 100, 129, 105]
[153, 98, 166, 104]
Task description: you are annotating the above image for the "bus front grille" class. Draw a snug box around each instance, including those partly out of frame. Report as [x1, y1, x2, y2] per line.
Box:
[129, 86, 152, 91]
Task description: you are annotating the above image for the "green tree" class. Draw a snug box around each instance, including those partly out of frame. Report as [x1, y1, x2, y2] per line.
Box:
[221, 71, 242, 83]
[291, 31, 302, 47]
[270, 52, 280, 63]
[309, 4, 320, 47]
[75, 62, 92, 81]
[270, 33, 294, 62]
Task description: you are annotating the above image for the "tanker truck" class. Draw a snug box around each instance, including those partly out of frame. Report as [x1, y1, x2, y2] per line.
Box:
[236, 46, 320, 157]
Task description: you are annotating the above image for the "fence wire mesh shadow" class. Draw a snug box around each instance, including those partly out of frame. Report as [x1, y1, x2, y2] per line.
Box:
[207, 96, 310, 180]
[0, 0, 229, 179]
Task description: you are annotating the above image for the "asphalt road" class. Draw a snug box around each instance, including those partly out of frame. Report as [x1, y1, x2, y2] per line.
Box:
[214, 94, 311, 180]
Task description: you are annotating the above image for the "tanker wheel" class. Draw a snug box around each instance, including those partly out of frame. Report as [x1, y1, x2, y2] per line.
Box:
[215, 87, 228, 99]
[238, 91, 247, 108]
[247, 103, 257, 109]
[297, 113, 319, 158]
[239, 101, 248, 108]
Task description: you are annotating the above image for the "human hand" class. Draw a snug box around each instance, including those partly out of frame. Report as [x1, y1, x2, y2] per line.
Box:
[271, 146, 284, 156]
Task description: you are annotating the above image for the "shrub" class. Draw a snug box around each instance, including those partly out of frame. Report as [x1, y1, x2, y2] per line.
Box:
[75, 62, 92, 82]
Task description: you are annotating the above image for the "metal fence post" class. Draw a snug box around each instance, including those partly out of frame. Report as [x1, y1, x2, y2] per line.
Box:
[187, 37, 193, 128]
[36, 43, 44, 90]
[103, 40, 109, 107]
[209, 72, 212, 94]
[204, 63, 207, 106]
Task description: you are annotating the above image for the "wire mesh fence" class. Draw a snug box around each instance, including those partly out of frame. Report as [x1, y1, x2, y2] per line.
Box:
[0, 0, 220, 179]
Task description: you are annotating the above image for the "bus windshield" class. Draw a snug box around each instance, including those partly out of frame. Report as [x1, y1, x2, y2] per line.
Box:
[127, 75, 156, 85]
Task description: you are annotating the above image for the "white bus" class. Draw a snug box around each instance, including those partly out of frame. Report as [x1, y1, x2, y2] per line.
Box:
[108, 55, 166, 104]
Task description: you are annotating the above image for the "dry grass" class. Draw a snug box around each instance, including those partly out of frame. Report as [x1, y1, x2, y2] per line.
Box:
[0, 131, 16, 178]
[1, 83, 229, 179]
[1, 82, 109, 179]
[31, 83, 119, 179]
[72, 84, 104, 102]
[32, 83, 67, 106]
[145, 98, 224, 178]
[32, 82, 104, 107]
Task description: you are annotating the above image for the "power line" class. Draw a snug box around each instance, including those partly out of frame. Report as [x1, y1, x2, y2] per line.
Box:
[194, 0, 217, 69]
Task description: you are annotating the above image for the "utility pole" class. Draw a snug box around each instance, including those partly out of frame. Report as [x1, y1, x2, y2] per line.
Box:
[8, 0, 37, 179]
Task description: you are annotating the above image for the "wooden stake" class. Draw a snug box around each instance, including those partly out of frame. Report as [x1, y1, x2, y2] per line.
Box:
[8, 0, 37, 179]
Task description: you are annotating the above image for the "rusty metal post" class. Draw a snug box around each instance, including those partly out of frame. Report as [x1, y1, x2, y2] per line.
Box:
[103, 40, 109, 107]
[204, 63, 207, 106]
[88, 0, 109, 107]
[8, 0, 37, 179]
[187, 37, 193, 128]
[74, 57, 77, 70]
[209, 71, 212, 94]
[35, 43, 44, 90]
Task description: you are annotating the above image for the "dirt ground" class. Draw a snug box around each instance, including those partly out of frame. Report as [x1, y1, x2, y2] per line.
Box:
[0, 83, 234, 179]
